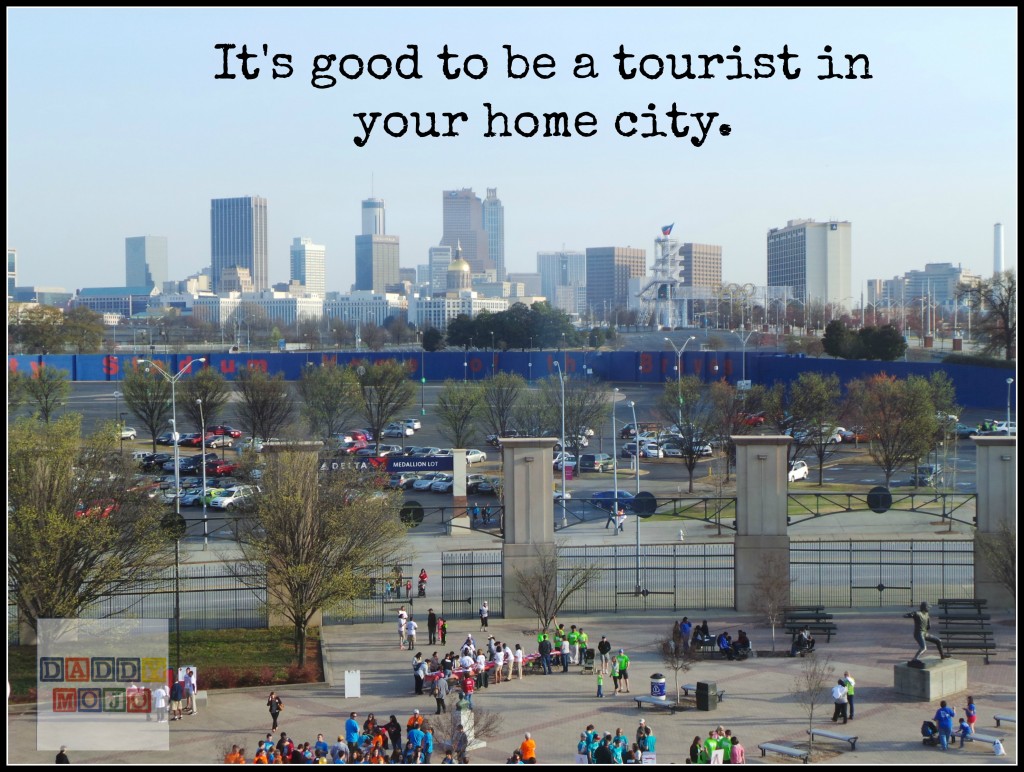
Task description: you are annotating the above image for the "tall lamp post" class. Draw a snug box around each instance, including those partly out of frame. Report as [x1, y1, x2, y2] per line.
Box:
[490, 331, 496, 374]
[734, 329, 756, 383]
[664, 336, 696, 428]
[1007, 378, 1015, 431]
[624, 398, 643, 594]
[113, 389, 124, 453]
[196, 398, 208, 549]
[418, 332, 426, 416]
[141, 356, 204, 674]
[553, 360, 568, 528]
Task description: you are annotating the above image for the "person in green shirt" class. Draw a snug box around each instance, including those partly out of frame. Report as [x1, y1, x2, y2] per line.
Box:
[578, 628, 589, 665]
[716, 731, 731, 763]
[596, 671, 604, 698]
[616, 649, 631, 693]
[567, 627, 580, 664]
[703, 730, 718, 761]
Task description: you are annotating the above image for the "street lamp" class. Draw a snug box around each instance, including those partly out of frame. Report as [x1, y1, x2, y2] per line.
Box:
[196, 398, 208, 549]
[463, 344, 468, 382]
[1007, 378, 1015, 431]
[490, 331, 496, 374]
[664, 336, 696, 428]
[553, 360, 568, 528]
[612, 388, 620, 523]
[113, 389, 124, 452]
[734, 329, 756, 383]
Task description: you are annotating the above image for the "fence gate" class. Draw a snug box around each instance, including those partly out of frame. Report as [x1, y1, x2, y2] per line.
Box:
[789, 540, 974, 607]
[323, 562, 414, 626]
[441, 550, 503, 621]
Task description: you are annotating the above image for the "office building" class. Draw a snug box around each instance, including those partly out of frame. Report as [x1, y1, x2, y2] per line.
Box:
[585, 247, 646, 317]
[506, 272, 542, 296]
[677, 243, 722, 288]
[355, 234, 400, 293]
[766, 219, 851, 309]
[538, 250, 586, 316]
[429, 245, 453, 297]
[125, 236, 168, 292]
[440, 188, 491, 274]
[362, 198, 386, 236]
[8, 248, 16, 298]
[289, 237, 326, 297]
[211, 196, 269, 292]
[482, 188, 505, 280]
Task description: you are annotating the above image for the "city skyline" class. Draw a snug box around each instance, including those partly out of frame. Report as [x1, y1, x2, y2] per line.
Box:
[8, 8, 1017, 295]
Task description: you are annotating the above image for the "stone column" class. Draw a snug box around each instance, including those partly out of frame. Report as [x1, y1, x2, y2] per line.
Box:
[499, 438, 558, 620]
[732, 436, 792, 612]
[973, 437, 1016, 610]
[451, 449, 469, 527]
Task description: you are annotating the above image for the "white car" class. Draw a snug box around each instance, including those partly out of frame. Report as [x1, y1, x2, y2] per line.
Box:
[430, 474, 456, 493]
[120, 426, 137, 440]
[639, 442, 663, 459]
[465, 449, 488, 464]
[553, 452, 576, 470]
[412, 473, 444, 491]
[383, 423, 414, 438]
[209, 485, 260, 510]
[553, 490, 572, 501]
[403, 418, 422, 431]
[788, 460, 810, 483]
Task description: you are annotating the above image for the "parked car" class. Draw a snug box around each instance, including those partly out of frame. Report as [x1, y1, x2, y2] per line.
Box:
[345, 430, 371, 443]
[206, 460, 239, 477]
[839, 426, 870, 443]
[589, 490, 635, 512]
[412, 472, 445, 491]
[486, 430, 521, 447]
[339, 440, 369, 454]
[407, 446, 441, 457]
[383, 422, 414, 438]
[238, 437, 280, 452]
[787, 460, 810, 482]
[433, 449, 455, 458]
[209, 485, 260, 510]
[430, 474, 456, 493]
[205, 434, 234, 449]
[466, 473, 488, 494]
[139, 452, 173, 471]
[620, 442, 639, 458]
[911, 464, 944, 487]
[553, 489, 572, 501]
[579, 453, 614, 472]
[953, 423, 976, 439]
[388, 472, 421, 490]
[120, 426, 137, 440]
[477, 476, 502, 495]
[403, 417, 422, 431]
[554, 453, 577, 471]
[465, 449, 488, 464]
[639, 442, 663, 459]
[208, 425, 243, 438]
[156, 431, 176, 445]
[74, 498, 118, 518]
[740, 412, 767, 426]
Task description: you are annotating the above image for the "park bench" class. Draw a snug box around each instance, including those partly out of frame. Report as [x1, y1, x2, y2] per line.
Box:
[681, 684, 725, 702]
[938, 598, 987, 612]
[785, 605, 825, 613]
[758, 742, 809, 763]
[785, 622, 838, 642]
[936, 611, 991, 622]
[785, 611, 834, 622]
[962, 732, 1005, 751]
[993, 715, 1015, 728]
[633, 695, 680, 712]
[940, 630, 997, 664]
[807, 727, 858, 750]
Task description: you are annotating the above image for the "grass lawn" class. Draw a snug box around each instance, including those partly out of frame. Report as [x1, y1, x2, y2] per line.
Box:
[8, 626, 323, 702]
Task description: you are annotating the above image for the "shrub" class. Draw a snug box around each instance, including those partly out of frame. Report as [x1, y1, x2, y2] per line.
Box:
[285, 661, 319, 683]
[202, 665, 239, 690]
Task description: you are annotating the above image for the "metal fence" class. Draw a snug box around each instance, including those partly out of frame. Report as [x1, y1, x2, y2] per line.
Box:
[557, 543, 736, 614]
[441, 550, 503, 621]
[789, 540, 975, 607]
[322, 562, 415, 626]
[77, 564, 268, 631]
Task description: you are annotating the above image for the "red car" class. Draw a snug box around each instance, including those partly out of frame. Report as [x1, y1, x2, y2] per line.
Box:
[206, 460, 240, 477]
[209, 425, 243, 438]
[740, 412, 766, 426]
[182, 433, 217, 448]
[339, 440, 369, 454]
[75, 499, 118, 518]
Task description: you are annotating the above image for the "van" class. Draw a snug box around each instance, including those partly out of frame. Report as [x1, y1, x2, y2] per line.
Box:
[579, 453, 614, 472]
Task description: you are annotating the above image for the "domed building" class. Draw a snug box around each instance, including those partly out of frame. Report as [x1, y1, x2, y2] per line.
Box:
[446, 241, 473, 295]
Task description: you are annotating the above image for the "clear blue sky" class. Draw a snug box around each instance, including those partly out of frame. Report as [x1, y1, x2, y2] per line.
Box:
[8, 8, 1017, 296]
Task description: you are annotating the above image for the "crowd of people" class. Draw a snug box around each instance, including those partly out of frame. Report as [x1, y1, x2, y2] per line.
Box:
[672, 617, 752, 660]
[686, 726, 747, 764]
[572, 719, 661, 764]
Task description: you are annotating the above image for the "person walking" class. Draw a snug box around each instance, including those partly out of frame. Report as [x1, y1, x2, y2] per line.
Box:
[616, 649, 631, 693]
[427, 608, 438, 646]
[412, 652, 427, 695]
[169, 678, 184, 721]
[842, 670, 856, 720]
[597, 635, 612, 674]
[831, 679, 849, 724]
[397, 606, 408, 650]
[538, 634, 553, 675]
[433, 671, 450, 714]
[479, 601, 489, 632]
[965, 696, 977, 732]
[267, 691, 284, 731]
[406, 616, 418, 651]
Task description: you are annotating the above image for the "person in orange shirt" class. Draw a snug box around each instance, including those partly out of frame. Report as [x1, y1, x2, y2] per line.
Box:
[225, 745, 242, 763]
[253, 748, 268, 764]
[235, 747, 248, 763]
[520, 732, 537, 763]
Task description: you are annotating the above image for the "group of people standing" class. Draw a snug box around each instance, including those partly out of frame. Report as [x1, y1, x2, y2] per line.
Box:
[576, 720, 657, 764]
[687, 726, 746, 764]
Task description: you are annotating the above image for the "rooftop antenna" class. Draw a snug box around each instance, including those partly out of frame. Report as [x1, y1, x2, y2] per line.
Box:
[371, 173, 374, 197]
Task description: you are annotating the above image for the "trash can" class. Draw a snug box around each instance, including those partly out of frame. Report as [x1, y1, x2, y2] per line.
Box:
[696, 680, 717, 711]
[649, 673, 666, 700]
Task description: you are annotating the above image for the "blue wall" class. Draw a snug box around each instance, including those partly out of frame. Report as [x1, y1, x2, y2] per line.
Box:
[8, 350, 1009, 409]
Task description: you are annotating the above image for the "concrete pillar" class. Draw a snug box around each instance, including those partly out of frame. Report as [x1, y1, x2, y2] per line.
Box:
[972, 437, 1016, 610]
[733, 436, 792, 612]
[452, 449, 469, 525]
[499, 438, 559, 620]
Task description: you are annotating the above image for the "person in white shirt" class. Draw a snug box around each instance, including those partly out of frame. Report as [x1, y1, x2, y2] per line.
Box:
[459, 653, 474, 671]
[560, 638, 572, 672]
[397, 607, 409, 650]
[475, 651, 490, 688]
[493, 645, 505, 684]
[503, 644, 514, 680]
[152, 683, 168, 723]
[405, 618, 418, 650]
[514, 644, 524, 679]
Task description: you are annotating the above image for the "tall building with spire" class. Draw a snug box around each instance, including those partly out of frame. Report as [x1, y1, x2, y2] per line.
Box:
[211, 196, 268, 292]
[355, 197, 399, 293]
[440, 189, 491, 274]
[482, 188, 505, 281]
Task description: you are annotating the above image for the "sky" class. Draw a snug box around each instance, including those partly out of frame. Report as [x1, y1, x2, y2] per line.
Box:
[7, 7, 1018, 297]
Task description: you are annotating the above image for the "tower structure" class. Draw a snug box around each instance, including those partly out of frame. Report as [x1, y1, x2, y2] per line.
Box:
[441, 189, 491, 274]
[125, 236, 168, 292]
[482, 188, 505, 281]
[354, 197, 399, 293]
[211, 196, 268, 292]
[290, 237, 326, 297]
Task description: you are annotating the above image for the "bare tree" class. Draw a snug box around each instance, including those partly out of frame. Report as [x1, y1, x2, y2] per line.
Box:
[788, 372, 843, 485]
[656, 376, 718, 493]
[435, 379, 484, 448]
[709, 380, 753, 482]
[235, 367, 295, 441]
[656, 625, 700, 703]
[539, 375, 611, 459]
[958, 269, 1016, 361]
[975, 522, 1016, 600]
[479, 372, 526, 439]
[21, 365, 71, 423]
[509, 544, 599, 634]
[233, 449, 407, 664]
[177, 367, 232, 431]
[756, 553, 793, 652]
[791, 653, 835, 759]
[121, 365, 173, 452]
[296, 361, 360, 440]
[355, 361, 416, 454]
[432, 705, 502, 762]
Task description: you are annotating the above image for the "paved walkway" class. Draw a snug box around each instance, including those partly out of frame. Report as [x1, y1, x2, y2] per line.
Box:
[8, 520, 1015, 765]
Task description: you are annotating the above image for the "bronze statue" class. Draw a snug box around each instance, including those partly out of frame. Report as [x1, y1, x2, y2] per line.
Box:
[904, 602, 947, 661]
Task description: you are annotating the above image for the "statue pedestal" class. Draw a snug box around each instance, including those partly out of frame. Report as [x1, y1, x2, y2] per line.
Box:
[458, 704, 487, 750]
[893, 657, 967, 701]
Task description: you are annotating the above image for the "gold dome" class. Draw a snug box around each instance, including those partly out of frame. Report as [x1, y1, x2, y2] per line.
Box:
[448, 258, 471, 272]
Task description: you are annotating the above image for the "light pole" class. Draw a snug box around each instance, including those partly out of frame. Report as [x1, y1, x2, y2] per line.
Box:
[627, 400, 640, 497]
[664, 336, 696, 428]
[734, 329, 756, 383]
[622, 397, 642, 595]
[196, 398, 208, 549]
[113, 389, 123, 453]
[561, 332, 567, 372]
[490, 331, 496, 374]
[418, 332, 426, 416]
[463, 344, 468, 382]
[1007, 378, 1015, 431]
[553, 360, 568, 528]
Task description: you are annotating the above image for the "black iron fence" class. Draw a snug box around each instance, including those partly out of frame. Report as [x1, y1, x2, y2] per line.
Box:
[789, 540, 975, 607]
[441, 550, 503, 621]
[322, 562, 415, 626]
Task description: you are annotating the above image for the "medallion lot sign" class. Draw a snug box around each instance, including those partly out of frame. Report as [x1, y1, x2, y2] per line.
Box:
[387, 457, 454, 474]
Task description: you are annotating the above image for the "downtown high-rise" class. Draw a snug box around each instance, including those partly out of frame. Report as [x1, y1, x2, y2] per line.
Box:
[482, 188, 505, 280]
[354, 197, 400, 293]
[440, 189, 491, 274]
[211, 196, 268, 292]
[290, 237, 326, 297]
[125, 235, 168, 291]
[766, 219, 851, 308]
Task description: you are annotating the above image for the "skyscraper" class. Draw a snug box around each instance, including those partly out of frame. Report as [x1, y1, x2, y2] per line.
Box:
[211, 196, 268, 292]
[440, 189, 490, 274]
[290, 237, 326, 297]
[429, 245, 453, 297]
[125, 236, 168, 291]
[538, 250, 586, 315]
[362, 198, 386, 236]
[766, 219, 851, 308]
[482, 188, 505, 281]
[8, 247, 17, 298]
[585, 246, 646, 317]
[354, 197, 399, 293]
